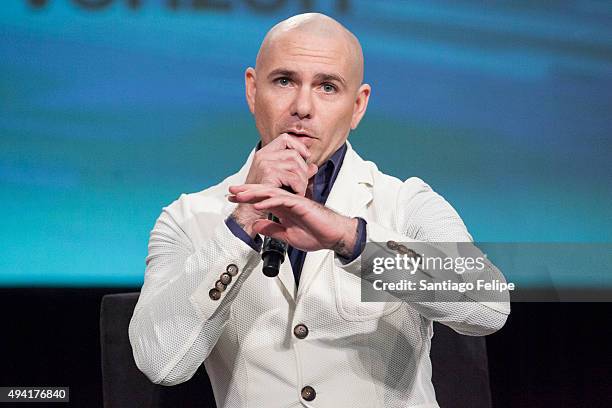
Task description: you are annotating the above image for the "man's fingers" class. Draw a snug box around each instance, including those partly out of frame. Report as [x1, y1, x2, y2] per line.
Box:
[261, 150, 309, 175]
[278, 154, 309, 176]
[282, 171, 307, 196]
[252, 150, 310, 192]
[266, 133, 311, 160]
[250, 135, 316, 193]
[252, 196, 296, 212]
[251, 219, 287, 241]
[230, 188, 289, 208]
[228, 184, 272, 202]
[264, 160, 308, 193]
[306, 163, 318, 179]
[229, 184, 261, 194]
[242, 171, 305, 196]
[228, 185, 294, 203]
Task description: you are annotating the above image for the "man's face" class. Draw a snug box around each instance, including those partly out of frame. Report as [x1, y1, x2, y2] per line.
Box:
[246, 29, 370, 166]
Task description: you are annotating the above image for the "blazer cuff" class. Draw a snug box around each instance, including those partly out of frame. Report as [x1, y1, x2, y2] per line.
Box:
[336, 217, 367, 264]
[225, 215, 263, 253]
[190, 220, 262, 319]
[335, 221, 510, 315]
[334, 220, 417, 277]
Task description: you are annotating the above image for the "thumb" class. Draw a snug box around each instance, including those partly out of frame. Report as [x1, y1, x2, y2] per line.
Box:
[307, 163, 318, 178]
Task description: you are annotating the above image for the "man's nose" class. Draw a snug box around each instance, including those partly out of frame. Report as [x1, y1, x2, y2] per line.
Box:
[291, 86, 313, 120]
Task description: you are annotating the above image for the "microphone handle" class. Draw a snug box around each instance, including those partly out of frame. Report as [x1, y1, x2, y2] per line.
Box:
[261, 213, 288, 277]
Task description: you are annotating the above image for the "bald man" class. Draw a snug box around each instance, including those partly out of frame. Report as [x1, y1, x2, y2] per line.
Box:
[130, 13, 509, 408]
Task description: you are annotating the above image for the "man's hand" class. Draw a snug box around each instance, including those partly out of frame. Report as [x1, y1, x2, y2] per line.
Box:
[228, 184, 359, 257]
[245, 134, 318, 196]
[232, 134, 318, 238]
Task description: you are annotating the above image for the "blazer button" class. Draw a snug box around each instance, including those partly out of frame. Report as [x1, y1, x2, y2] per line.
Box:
[386, 240, 399, 250]
[293, 324, 309, 339]
[209, 288, 221, 301]
[215, 280, 226, 291]
[301, 385, 316, 401]
[219, 273, 232, 285]
[406, 248, 421, 261]
[226, 264, 239, 276]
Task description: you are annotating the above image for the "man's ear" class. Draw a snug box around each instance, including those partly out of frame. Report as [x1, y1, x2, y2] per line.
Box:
[350, 83, 371, 130]
[245, 67, 256, 115]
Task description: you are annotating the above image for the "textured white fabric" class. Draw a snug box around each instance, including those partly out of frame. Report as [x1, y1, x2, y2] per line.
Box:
[129, 143, 510, 408]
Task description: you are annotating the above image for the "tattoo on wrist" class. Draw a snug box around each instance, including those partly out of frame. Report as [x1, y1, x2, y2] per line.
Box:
[333, 239, 352, 259]
[333, 218, 358, 259]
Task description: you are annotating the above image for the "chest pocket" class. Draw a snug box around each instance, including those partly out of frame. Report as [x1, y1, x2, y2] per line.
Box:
[332, 266, 402, 322]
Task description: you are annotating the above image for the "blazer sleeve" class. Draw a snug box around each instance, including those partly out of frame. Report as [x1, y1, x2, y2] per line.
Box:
[335, 177, 511, 336]
[128, 196, 261, 385]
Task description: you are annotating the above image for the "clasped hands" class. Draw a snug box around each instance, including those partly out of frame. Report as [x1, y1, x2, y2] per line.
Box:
[228, 134, 358, 259]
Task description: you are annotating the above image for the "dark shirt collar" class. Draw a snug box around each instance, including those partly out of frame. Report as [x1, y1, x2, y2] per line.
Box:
[312, 143, 347, 205]
[322, 143, 347, 182]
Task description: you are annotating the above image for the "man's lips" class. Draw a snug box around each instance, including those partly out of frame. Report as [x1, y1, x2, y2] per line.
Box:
[282, 131, 316, 148]
[284, 130, 315, 139]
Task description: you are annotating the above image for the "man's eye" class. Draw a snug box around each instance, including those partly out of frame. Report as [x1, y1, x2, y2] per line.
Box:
[277, 78, 290, 86]
[322, 83, 337, 93]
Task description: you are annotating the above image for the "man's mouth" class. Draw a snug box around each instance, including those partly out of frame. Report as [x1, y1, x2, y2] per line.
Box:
[285, 130, 314, 139]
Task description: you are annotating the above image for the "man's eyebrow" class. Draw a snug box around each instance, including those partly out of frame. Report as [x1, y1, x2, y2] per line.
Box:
[267, 69, 297, 80]
[266, 69, 347, 88]
[313, 73, 347, 88]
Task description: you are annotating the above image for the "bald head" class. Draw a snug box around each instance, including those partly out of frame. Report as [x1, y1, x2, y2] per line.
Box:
[256, 13, 364, 86]
[244, 13, 371, 165]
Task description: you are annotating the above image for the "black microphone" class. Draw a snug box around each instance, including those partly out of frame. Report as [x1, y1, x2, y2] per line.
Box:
[261, 186, 293, 277]
[261, 214, 288, 277]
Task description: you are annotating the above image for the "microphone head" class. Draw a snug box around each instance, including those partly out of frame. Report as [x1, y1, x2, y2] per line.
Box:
[261, 215, 288, 277]
[262, 252, 283, 277]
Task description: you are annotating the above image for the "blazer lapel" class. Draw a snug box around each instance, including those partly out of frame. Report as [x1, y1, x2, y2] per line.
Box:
[297, 143, 374, 300]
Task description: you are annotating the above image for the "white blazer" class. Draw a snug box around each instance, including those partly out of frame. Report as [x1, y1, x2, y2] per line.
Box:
[129, 142, 510, 408]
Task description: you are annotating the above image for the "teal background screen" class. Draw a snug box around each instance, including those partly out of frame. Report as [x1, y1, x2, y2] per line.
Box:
[1, 1, 610, 286]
